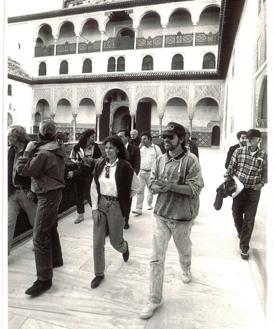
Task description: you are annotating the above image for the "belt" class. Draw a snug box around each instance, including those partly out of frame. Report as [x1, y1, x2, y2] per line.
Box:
[141, 169, 151, 172]
[101, 195, 119, 201]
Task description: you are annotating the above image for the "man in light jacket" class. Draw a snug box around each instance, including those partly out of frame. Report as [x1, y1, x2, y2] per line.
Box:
[140, 122, 204, 320]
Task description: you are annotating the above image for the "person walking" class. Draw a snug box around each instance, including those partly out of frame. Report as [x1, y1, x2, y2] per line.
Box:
[185, 128, 199, 159]
[68, 129, 102, 224]
[224, 129, 267, 260]
[132, 131, 162, 215]
[8, 125, 37, 254]
[140, 122, 204, 320]
[16, 120, 65, 297]
[90, 135, 139, 289]
[117, 129, 140, 229]
[225, 130, 247, 169]
[129, 129, 140, 147]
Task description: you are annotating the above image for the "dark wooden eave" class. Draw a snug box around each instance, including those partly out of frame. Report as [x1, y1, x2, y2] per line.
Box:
[8, 0, 188, 23]
[8, 71, 220, 85]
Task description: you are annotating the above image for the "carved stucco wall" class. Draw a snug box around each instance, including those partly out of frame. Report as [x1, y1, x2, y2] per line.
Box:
[33, 88, 52, 110]
[194, 84, 221, 105]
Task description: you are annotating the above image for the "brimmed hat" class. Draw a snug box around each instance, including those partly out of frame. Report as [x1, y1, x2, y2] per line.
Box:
[39, 120, 57, 137]
[162, 122, 185, 138]
[246, 129, 261, 139]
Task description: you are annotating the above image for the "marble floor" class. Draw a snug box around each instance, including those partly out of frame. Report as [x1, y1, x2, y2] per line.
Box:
[8, 148, 266, 329]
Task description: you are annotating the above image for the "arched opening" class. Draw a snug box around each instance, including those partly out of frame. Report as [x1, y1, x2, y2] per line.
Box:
[55, 99, 72, 124]
[38, 62, 47, 76]
[78, 98, 96, 128]
[8, 84, 12, 96]
[59, 60, 68, 74]
[257, 77, 267, 128]
[8, 113, 13, 127]
[211, 125, 220, 146]
[112, 106, 131, 133]
[136, 97, 158, 133]
[107, 57, 116, 72]
[100, 89, 129, 140]
[117, 56, 125, 71]
[33, 112, 42, 133]
[171, 54, 184, 70]
[116, 28, 135, 49]
[142, 55, 153, 71]
[163, 98, 188, 127]
[82, 58, 92, 73]
[35, 24, 54, 56]
[202, 52, 216, 69]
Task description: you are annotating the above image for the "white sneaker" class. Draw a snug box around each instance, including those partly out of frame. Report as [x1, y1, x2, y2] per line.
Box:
[132, 209, 142, 215]
[182, 271, 192, 284]
[147, 205, 153, 210]
[140, 302, 161, 319]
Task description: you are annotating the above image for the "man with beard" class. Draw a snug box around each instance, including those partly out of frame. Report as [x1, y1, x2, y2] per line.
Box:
[140, 122, 204, 319]
[225, 130, 247, 169]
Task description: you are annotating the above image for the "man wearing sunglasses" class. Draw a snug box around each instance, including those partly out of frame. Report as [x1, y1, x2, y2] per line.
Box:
[140, 122, 204, 319]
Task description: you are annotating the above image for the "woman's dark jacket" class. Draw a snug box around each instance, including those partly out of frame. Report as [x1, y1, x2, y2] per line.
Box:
[93, 158, 134, 217]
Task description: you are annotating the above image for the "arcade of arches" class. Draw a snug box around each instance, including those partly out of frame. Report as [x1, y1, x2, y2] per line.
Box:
[33, 85, 221, 147]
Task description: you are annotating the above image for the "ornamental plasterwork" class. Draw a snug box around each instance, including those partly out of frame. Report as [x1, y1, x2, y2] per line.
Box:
[77, 87, 96, 104]
[54, 88, 73, 105]
[135, 85, 159, 104]
[194, 84, 221, 104]
[33, 88, 51, 105]
[164, 85, 189, 102]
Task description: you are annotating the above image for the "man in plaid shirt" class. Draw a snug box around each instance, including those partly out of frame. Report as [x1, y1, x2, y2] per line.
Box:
[224, 129, 267, 260]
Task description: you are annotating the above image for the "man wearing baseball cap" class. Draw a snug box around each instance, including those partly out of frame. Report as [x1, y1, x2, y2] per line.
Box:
[224, 128, 267, 260]
[140, 121, 204, 319]
[17, 120, 65, 296]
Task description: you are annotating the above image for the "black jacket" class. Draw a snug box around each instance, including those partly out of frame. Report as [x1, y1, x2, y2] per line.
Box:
[93, 158, 134, 217]
[126, 144, 140, 175]
[213, 178, 236, 210]
[225, 144, 240, 169]
[8, 145, 31, 197]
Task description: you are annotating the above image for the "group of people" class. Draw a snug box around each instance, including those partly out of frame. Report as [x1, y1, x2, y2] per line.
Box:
[7, 120, 267, 320]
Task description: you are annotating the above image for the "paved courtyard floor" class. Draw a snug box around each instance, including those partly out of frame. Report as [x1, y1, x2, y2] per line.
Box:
[8, 148, 267, 329]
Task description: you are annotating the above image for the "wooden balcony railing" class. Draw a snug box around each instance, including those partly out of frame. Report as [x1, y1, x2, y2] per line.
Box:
[56, 42, 77, 55]
[103, 37, 134, 51]
[34, 45, 54, 57]
[195, 32, 219, 46]
[136, 36, 163, 49]
[78, 41, 101, 53]
[165, 32, 193, 47]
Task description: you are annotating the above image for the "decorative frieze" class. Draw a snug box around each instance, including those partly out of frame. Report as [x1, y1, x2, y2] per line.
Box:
[194, 84, 221, 104]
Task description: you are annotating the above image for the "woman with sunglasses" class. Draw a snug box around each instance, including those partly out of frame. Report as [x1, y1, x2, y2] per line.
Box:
[90, 135, 139, 289]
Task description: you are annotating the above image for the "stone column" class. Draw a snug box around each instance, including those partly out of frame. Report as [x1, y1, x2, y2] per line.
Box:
[189, 118, 193, 134]
[54, 37, 58, 56]
[134, 28, 138, 49]
[76, 35, 80, 54]
[96, 114, 101, 141]
[162, 25, 167, 48]
[72, 113, 77, 141]
[159, 115, 163, 136]
[193, 23, 197, 47]
[131, 114, 135, 130]
[100, 31, 105, 52]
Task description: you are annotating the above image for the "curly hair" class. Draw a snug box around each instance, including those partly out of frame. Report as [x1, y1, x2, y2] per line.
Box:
[8, 125, 30, 144]
[75, 129, 95, 150]
[103, 135, 126, 159]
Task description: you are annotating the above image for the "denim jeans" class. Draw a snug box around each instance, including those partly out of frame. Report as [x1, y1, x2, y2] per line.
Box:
[33, 189, 63, 281]
[232, 188, 261, 253]
[135, 171, 153, 210]
[93, 196, 128, 276]
[74, 166, 93, 214]
[8, 189, 36, 254]
[149, 216, 193, 304]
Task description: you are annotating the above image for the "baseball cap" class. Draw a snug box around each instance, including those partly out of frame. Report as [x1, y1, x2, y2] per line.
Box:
[39, 120, 57, 137]
[246, 129, 261, 139]
[162, 122, 186, 138]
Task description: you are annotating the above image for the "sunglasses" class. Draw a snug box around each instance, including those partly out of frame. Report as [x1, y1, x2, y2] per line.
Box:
[105, 165, 110, 178]
[162, 134, 174, 140]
